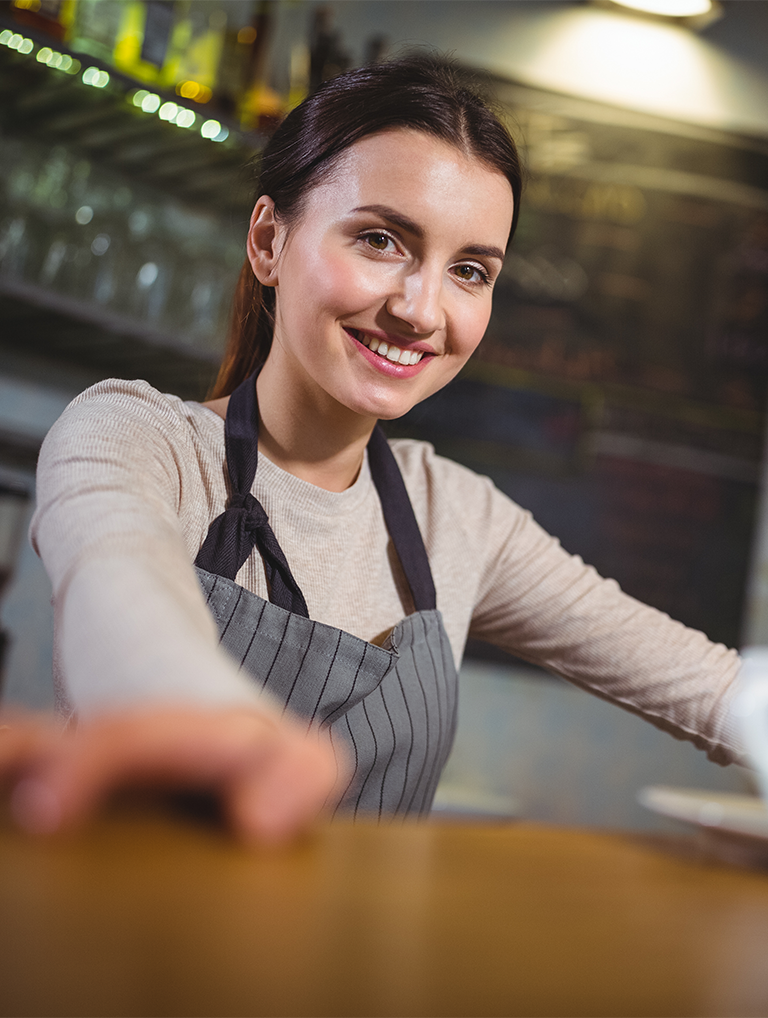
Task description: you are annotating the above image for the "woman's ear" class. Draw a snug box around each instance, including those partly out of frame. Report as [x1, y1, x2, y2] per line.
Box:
[246, 196, 284, 286]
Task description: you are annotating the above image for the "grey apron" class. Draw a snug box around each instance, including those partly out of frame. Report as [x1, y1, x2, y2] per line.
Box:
[194, 375, 458, 818]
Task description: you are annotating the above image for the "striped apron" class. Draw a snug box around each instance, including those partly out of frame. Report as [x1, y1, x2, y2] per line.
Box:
[194, 376, 458, 819]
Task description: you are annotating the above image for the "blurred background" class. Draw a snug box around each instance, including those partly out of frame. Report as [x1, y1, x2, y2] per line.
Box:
[1, 0, 767, 829]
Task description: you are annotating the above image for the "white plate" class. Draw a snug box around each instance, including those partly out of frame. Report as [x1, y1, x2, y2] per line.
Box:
[638, 785, 768, 841]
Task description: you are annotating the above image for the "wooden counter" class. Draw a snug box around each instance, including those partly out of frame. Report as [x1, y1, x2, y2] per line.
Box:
[1, 809, 768, 1017]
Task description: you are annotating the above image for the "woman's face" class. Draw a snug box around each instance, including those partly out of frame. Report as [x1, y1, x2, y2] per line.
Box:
[250, 128, 514, 422]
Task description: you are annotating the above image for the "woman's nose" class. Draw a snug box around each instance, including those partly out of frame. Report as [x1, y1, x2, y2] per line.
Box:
[386, 267, 445, 336]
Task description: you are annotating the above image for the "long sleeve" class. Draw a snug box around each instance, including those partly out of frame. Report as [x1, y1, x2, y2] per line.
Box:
[31, 379, 264, 718]
[479, 509, 743, 764]
[391, 440, 744, 766]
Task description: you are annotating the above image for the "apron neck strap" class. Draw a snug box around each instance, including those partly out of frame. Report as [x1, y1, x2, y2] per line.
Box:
[223, 369, 260, 497]
[367, 425, 436, 612]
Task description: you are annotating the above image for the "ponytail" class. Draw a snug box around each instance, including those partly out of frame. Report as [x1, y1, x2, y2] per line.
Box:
[208, 258, 275, 399]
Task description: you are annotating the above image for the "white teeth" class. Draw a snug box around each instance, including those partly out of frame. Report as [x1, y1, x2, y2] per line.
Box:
[352, 330, 425, 366]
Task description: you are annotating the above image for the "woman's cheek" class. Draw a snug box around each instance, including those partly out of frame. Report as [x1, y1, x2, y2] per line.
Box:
[325, 253, 398, 309]
[451, 299, 493, 360]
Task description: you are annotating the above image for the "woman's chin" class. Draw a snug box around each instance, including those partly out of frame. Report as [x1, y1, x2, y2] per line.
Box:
[370, 404, 414, 422]
[342, 390, 420, 423]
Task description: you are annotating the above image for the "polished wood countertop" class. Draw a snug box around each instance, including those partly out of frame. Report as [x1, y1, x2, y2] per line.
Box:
[1, 808, 768, 1017]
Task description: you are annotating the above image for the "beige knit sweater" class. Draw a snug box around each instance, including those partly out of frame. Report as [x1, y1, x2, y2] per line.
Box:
[31, 379, 743, 763]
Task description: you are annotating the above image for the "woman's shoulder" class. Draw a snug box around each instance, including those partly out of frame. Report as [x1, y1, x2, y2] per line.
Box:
[37, 378, 226, 497]
[49, 378, 222, 449]
[66, 377, 212, 425]
[387, 435, 524, 528]
[35, 379, 228, 528]
[388, 436, 497, 496]
[386, 437, 539, 599]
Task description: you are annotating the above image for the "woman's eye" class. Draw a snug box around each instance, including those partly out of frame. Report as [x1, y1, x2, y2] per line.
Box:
[363, 232, 393, 252]
[454, 264, 489, 285]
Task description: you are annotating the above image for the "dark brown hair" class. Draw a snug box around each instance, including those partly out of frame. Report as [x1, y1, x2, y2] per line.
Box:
[210, 55, 523, 398]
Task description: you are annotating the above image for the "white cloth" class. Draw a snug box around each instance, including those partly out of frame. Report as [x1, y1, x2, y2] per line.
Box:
[31, 379, 743, 763]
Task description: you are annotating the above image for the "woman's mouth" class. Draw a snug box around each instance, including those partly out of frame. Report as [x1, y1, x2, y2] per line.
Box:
[346, 329, 426, 366]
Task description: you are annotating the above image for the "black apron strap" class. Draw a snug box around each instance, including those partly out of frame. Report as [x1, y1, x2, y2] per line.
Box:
[367, 424, 436, 612]
[194, 375, 310, 618]
[195, 374, 436, 616]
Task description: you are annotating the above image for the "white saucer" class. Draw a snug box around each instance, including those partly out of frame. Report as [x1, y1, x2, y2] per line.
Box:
[638, 785, 768, 841]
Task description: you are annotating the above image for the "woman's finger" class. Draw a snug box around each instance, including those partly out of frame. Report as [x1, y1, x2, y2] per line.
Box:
[226, 728, 341, 844]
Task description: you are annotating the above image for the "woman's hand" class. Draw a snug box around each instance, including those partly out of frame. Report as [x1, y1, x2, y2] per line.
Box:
[0, 705, 341, 845]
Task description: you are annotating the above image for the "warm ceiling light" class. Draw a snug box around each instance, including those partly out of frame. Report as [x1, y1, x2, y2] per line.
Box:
[610, 0, 712, 15]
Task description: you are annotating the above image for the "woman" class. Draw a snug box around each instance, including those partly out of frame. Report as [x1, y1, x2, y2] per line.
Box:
[0, 58, 743, 843]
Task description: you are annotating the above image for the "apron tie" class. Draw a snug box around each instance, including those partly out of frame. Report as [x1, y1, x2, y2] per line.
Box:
[194, 376, 310, 618]
[231, 490, 263, 523]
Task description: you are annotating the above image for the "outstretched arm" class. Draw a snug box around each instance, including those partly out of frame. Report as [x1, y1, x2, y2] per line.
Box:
[9, 380, 342, 840]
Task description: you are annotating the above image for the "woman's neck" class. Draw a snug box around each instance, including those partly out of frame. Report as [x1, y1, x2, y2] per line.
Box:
[205, 363, 376, 493]
[259, 377, 374, 492]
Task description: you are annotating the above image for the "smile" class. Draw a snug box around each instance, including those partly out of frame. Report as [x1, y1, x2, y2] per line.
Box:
[347, 329, 425, 366]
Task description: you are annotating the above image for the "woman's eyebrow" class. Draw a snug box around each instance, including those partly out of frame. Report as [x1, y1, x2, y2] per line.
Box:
[352, 204, 424, 238]
[351, 205, 505, 261]
[463, 244, 505, 262]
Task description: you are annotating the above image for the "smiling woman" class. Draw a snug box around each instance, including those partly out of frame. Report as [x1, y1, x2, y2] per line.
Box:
[0, 58, 746, 843]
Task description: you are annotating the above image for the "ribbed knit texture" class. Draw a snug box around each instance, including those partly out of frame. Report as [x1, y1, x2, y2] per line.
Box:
[31, 378, 744, 764]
